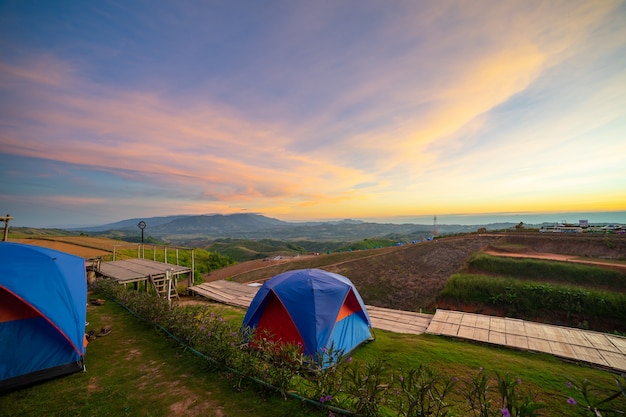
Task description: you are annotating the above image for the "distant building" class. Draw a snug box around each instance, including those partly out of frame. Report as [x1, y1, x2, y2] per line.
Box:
[540, 219, 624, 234]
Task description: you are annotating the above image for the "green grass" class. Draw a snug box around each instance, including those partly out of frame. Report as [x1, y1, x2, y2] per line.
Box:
[0, 299, 326, 417]
[353, 330, 623, 414]
[113, 246, 235, 283]
[3, 294, 624, 416]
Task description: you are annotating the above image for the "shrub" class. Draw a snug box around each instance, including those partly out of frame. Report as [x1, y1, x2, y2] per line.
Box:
[439, 274, 626, 328]
[467, 254, 626, 291]
[393, 364, 457, 417]
[564, 376, 626, 416]
[463, 369, 544, 417]
[93, 278, 625, 416]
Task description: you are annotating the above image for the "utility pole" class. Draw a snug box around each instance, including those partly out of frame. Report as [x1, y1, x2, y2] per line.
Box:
[1, 214, 14, 242]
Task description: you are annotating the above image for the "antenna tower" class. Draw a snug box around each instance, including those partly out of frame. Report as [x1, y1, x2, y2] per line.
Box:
[432, 215, 439, 237]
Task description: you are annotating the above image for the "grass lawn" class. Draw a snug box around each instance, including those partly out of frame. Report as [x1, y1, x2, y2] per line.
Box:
[2, 293, 624, 416]
[0, 298, 327, 417]
[353, 330, 624, 414]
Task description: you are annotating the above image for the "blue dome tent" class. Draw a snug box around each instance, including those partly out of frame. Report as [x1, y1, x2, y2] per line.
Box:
[242, 269, 374, 367]
[0, 242, 87, 393]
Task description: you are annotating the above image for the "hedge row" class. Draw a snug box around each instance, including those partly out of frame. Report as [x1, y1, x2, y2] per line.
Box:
[467, 254, 626, 291]
[439, 274, 626, 324]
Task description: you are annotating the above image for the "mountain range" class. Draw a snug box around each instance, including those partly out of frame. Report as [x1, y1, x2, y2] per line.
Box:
[73, 213, 516, 241]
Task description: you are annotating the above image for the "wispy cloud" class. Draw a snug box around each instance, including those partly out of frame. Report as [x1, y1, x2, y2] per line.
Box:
[0, 1, 624, 226]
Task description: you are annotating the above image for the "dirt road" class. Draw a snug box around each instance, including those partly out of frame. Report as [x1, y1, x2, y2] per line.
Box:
[484, 249, 626, 270]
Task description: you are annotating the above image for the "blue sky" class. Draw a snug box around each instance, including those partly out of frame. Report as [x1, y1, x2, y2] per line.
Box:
[1, 1, 625, 227]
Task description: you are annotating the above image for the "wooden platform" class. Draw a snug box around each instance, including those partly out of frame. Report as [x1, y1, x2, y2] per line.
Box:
[189, 280, 626, 373]
[98, 259, 193, 286]
[426, 309, 626, 372]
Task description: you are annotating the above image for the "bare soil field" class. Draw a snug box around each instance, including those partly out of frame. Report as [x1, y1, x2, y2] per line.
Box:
[205, 258, 288, 281]
[12, 238, 111, 258]
[484, 249, 626, 271]
[488, 232, 626, 259]
[215, 233, 626, 314]
[328, 236, 500, 311]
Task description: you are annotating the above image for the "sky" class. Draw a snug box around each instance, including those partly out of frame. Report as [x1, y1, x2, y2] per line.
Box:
[1, 1, 625, 228]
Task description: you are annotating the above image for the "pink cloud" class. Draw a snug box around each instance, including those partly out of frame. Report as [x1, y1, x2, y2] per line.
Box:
[0, 58, 371, 209]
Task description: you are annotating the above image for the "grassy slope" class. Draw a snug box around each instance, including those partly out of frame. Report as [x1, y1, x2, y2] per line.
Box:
[2, 295, 623, 416]
[4, 233, 626, 415]
[0, 299, 326, 417]
[357, 330, 625, 414]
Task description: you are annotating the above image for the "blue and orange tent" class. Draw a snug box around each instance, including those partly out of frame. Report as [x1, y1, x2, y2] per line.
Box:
[0, 242, 87, 393]
[242, 269, 374, 367]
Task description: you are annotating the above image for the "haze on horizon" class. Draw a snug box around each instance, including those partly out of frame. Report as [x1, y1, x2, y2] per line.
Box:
[1, 1, 625, 228]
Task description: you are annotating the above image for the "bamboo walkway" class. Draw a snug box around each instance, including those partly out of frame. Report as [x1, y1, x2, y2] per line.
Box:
[189, 280, 626, 372]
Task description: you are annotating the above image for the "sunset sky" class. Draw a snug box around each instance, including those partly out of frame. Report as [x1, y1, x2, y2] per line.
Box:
[1, 1, 625, 228]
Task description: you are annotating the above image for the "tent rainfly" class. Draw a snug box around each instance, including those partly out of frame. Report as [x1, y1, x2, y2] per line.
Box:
[0, 242, 87, 393]
[242, 268, 374, 367]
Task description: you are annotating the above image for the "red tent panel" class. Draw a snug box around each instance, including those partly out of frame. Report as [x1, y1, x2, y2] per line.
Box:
[0, 288, 39, 323]
[256, 291, 303, 347]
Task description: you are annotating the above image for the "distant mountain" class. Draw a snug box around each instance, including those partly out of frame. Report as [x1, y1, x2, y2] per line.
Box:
[151, 213, 288, 234]
[73, 215, 193, 232]
[72, 213, 523, 242]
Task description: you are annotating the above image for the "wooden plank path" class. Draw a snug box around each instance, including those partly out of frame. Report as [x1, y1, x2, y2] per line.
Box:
[189, 280, 259, 308]
[366, 306, 432, 335]
[189, 281, 626, 372]
[426, 309, 626, 372]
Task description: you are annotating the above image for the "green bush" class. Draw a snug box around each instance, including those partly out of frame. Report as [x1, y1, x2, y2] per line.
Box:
[439, 274, 626, 325]
[467, 254, 626, 291]
[114, 245, 235, 284]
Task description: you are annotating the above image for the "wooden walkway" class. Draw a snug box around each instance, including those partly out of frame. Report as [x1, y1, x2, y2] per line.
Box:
[189, 280, 259, 308]
[189, 280, 626, 372]
[427, 309, 626, 372]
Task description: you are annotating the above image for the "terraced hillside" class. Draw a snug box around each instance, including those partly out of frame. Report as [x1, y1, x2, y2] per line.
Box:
[223, 233, 626, 320]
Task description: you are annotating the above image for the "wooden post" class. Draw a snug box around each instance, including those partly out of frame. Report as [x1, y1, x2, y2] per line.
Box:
[2, 214, 14, 242]
[190, 249, 195, 287]
[166, 269, 172, 306]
